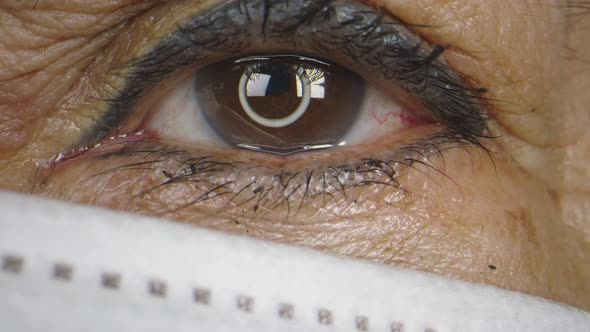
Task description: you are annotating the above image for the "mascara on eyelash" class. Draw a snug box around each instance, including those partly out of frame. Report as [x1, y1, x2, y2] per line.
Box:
[90, 0, 489, 148]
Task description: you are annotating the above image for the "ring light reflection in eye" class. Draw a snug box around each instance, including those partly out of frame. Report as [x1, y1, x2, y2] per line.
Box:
[239, 66, 312, 129]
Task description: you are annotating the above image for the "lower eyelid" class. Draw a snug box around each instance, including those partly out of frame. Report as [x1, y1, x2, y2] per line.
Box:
[40, 128, 471, 222]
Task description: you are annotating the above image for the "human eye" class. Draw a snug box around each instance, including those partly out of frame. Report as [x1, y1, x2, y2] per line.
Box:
[148, 55, 417, 155]
[41, 0, 490, 224]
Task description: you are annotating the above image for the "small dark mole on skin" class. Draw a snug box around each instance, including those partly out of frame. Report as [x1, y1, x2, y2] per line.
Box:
[253, 205, 259, 212]
[531, 108, 537, 113]
[488, 265, 497, 270]
[548, 189, 559, 204]
[234, 220, 240, 225]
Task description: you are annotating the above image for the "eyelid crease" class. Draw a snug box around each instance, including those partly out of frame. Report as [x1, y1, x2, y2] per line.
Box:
[91, 0, 491, 152]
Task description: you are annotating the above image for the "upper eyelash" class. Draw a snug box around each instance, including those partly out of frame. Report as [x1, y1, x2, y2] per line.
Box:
[94, 0, 490, 149]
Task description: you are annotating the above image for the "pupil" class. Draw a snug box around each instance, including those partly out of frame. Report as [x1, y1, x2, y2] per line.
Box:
[243, 64, 306, 125]
[262, 65, 291, 97]
[195, 55, 365, 154]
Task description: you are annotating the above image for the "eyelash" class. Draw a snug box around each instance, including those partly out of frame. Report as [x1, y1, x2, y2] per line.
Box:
[48, 0, 495, 217]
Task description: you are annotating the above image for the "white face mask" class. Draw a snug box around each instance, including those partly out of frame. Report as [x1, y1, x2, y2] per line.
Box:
[0, 191, 588, 332]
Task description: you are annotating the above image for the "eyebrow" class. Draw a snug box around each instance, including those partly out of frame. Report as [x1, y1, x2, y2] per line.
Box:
[90, 0, 488, 147]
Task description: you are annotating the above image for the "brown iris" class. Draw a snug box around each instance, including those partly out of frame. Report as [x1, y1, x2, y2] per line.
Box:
[194, 55, 365, 155]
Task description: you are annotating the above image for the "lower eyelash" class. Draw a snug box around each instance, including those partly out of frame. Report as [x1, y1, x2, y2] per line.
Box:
[52, 133, 484, 221]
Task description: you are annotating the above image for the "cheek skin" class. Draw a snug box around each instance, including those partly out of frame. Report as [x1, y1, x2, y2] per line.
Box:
[33, 141, 587, 309]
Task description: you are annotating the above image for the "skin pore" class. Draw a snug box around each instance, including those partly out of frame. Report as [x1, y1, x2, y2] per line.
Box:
[1, 0, 590, 312]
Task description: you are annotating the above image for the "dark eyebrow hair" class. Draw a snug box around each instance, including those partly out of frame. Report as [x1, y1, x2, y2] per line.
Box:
[91, 0, 489, 147]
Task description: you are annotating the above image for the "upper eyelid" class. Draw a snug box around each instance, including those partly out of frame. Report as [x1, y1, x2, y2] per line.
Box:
[93, 0, 489, 147]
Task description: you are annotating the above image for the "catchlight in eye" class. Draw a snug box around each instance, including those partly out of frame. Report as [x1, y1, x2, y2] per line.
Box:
[194, 55, 365, 155]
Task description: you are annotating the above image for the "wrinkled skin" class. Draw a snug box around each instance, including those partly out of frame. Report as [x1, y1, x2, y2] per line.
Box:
[1, 0, 589, 311]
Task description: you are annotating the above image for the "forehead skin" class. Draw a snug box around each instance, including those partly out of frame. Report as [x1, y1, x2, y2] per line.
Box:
[0, 0, 589, 310]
